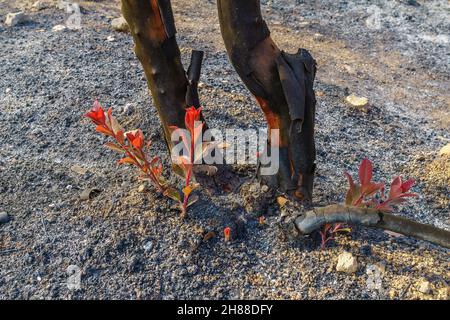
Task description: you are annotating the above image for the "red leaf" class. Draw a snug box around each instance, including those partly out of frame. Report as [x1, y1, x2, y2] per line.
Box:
[85, 101, 106, 125]
[118, 157, 137, 166]
[388, 176, 403, 199]
[116, 130, 125, 145]
[401, 179, 415, 193]
[96, 125, 113, 136]
[362, 182, 384, 197]
[358, 158, 373, 186]
[126, 129, 144, 150]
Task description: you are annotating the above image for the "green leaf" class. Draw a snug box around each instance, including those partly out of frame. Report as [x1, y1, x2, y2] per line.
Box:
[164, 188, 181, 202]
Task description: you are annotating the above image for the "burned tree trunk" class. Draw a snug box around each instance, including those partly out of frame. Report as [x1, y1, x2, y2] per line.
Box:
[121, 0, 203, 148]
[217, 0, 317, 202]
[294, 205, 450, 248]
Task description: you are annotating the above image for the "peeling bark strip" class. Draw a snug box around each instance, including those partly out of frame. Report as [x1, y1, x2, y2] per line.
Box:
[121, 0, 204, 149]
[294, 205, 450, 248]
[186, 50, 204, 108]
[217, 0, 317, 201]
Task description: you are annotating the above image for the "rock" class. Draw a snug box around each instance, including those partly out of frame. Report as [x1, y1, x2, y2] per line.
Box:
[137, 183, 148, 193]
[80, 188, 101, 201]
[70, 165, 88, 175]
[276, 196, 288, 208]
[345, 94, 369, 111]
[52, 24, 67, 32]
[0, 212, 10, 224]
[313, 33, 324, 42]
[143, 241, 153, 252]
[121, 103, 135, 115]
[5, 12, 26, 27]
[32, 1, 48, 10]
[57, 0, 69, 10]
[336, 251, 358, 274]
[417, 280, 432, 294]
[106, 35, 115, 42]
[111, 17, 129, 32]
[439, 144, 450, 157]
[192, 164, 218, 176]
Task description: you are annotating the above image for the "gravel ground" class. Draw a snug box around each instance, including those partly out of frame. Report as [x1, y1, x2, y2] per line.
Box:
[0, 0, 449, 300]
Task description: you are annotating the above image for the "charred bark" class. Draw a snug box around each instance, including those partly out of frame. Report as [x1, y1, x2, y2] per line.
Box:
[217, 0, 317, 202]
[294, 205, 450, 248]
[121, 0, 204, 148]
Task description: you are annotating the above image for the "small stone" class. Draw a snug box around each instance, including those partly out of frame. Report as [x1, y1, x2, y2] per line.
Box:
[417, 280, 432, 294]
[336, 251, 358, 274]
[121, 103, 135, 115]
[137, 183, 148, 193]
[57, 0, 69, 10]
[5, 12, 26, 27]
[111, 16, 129, 32]
[32, 1, 48, 10]
[80, 188, 101, 201]
[24, 252, 35, 264]
[52, 24, 67, 32]
[345, 94, 369, 111]
[439, 144, 450, 157]
[143, 241, 153, 252]
[106, 35, 115, 42]
[313, 33, 324, 41]
[70, 165, 88, 175]
[0, 212, 10, 224]
[276, 196, 288, 208]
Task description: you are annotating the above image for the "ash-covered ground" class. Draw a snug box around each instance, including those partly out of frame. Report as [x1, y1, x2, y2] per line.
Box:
[0, 0, 449, 299]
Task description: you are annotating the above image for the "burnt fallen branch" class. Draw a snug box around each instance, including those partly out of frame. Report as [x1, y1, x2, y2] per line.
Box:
[294, 204, 450, 249]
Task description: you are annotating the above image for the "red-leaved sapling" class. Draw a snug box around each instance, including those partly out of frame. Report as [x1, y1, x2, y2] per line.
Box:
[320, 158, 417, 247]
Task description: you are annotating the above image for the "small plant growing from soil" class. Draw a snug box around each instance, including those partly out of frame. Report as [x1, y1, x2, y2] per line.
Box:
[164, 106, 204, 218]
[84, 101, 166, 192]
[320, 158, 417, 247]
[319, 223, 351, 248]
[224, 227, 231, 242]
[344, 158, 417, 211]
[84, 102, 203, 218]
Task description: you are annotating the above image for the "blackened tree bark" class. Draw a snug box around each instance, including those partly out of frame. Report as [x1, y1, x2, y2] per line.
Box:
[121, 0, 203, 148]
[217, 0, 317, 202]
